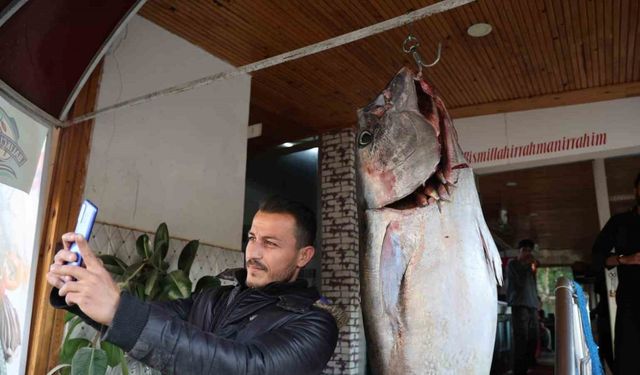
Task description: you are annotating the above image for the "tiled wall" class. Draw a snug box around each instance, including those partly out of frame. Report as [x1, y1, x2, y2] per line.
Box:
[320, 129, 361, 375]
[90, 222, 244, 283]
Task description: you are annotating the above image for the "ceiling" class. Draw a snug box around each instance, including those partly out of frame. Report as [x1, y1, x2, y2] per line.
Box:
[140, 0, 640, 153]
[0, 0, 140, 120]
[477, 160, 600, 260]
[478, 154, 639, 262]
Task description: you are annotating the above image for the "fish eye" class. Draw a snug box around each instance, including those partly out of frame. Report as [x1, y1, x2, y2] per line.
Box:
[358, 130, 373, 147]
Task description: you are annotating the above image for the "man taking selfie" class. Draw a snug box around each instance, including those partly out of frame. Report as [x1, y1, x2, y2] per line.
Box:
[47, 196, 339, 374]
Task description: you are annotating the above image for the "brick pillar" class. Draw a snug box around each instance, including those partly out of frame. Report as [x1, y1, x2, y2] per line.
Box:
[320, 129, 361, 374]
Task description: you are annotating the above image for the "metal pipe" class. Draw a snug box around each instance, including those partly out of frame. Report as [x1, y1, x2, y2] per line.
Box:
[555, 277, 575, 375]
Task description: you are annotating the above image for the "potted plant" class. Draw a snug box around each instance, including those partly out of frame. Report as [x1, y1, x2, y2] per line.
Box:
[48, 223, 220, 375]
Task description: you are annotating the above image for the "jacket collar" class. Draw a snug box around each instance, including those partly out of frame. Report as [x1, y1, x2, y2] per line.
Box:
[233, 268, 320, 312]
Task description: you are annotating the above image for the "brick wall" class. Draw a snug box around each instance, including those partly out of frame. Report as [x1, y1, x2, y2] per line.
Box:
[320, 129, 361, 374]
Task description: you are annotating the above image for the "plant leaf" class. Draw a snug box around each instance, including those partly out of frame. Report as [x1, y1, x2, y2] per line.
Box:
[100, 341, 122, 368]
[153, 223, 170, 260]
[122, 261, 145, 282]
[71, 347, 108, 375]
[144, 268, 160, 297]
[60, 338, 91, 364]
[60, 316, 82, 375]
[132, 281, 146, 300]
[194, 276, 221, 294]
[99, 255, 128, 275]
[178, 240, 199, 276]
[64, 311, 76, 323]
[151, 239, 169, 269]
[161, 270, 192, 300]
[136, 234, 151, 260]
[161, 260, 170, 271]
[63, 317, 83, 345]
[119, 349, 129, 375]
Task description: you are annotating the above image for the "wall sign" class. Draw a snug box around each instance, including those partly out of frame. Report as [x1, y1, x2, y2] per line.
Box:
[0, 95, 47, 193]
[454, 97, 640, 170]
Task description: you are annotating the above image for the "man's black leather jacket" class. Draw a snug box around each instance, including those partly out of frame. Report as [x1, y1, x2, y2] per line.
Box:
[51, 270, 338, 374]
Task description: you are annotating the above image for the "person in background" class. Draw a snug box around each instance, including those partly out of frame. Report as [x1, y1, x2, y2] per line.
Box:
[507, 239, 540, 375]
[592, 172, 640, 375]
[536, 298, 552, 353]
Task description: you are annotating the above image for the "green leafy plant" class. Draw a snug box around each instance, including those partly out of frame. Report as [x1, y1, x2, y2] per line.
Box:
[50, 223, 221, 375]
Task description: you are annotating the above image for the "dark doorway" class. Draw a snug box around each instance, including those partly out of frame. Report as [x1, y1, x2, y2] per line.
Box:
[243, 146, 320, 287]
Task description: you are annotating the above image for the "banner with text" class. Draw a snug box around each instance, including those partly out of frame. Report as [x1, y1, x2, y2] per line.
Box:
[454, 97, 640, 170]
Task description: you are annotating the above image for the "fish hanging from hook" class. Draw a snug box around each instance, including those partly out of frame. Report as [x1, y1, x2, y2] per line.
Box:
[402, 33, 442, 78]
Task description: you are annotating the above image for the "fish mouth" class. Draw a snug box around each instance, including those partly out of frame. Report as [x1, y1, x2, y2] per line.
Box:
[383, 163, 466, 211]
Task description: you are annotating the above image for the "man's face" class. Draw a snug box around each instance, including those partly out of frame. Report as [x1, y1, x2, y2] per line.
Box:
[245, 211, 313, 288]
[519, 247, 533, 260]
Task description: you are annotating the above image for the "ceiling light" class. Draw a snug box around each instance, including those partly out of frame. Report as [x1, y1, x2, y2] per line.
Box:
[467, 23, 492, 38]
[281, 142, 295, 148]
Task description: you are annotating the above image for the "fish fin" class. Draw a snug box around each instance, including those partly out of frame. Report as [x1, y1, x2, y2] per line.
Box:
[477, 218, 504, 286]
[380, 221, 412, 337]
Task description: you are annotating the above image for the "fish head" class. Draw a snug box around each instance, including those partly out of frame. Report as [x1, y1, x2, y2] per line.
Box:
[356, 68, 444, 209]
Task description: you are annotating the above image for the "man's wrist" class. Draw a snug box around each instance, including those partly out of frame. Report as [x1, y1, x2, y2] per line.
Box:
[617, 254, 625, 265]
[105, 290, 121, 325]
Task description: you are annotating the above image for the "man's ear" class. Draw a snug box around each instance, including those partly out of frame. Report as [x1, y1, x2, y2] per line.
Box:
[297, 246, 315, 268]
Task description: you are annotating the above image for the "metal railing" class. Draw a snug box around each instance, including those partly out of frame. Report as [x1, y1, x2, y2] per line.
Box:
[555, 276, 576, 375]
[555, 277, 603, 375]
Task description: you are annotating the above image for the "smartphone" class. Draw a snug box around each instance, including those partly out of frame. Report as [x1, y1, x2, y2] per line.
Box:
[67, 200, 98, 266]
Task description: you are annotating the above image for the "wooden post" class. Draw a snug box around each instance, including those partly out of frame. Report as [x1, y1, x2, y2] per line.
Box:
[26, 63, 102, 375]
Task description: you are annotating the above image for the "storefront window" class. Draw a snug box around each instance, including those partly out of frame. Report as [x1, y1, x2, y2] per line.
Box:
[0, 97, 49, 374]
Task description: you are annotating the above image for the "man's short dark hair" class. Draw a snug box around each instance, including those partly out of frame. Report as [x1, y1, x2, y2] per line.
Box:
[259, 196, 316, 248]
[518, 239, 535, 250]
[635, 172, 640, 189]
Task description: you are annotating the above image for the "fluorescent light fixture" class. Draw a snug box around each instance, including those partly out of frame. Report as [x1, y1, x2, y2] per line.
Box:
[505, 181, 517, 187]
[467, 23, 492, 38]
[282, 142, 295, 148]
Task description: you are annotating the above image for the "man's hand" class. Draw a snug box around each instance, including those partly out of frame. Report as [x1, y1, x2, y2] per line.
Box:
[46, 233, 121, 325]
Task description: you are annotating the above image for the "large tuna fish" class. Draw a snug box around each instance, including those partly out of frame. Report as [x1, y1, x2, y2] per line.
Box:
[356, 67, 503, 375]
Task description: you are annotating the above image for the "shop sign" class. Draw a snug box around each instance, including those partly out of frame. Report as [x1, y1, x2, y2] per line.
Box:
[455, 97, 640, 169]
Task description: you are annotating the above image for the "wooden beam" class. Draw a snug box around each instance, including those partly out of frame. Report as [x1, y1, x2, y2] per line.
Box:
[450, 81, 640, 118]
[26, 64, 102, 375]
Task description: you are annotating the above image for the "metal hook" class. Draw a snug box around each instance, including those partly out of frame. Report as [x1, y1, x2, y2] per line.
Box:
[416, 42, 442, 68]
[402, 34, 442, 75]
